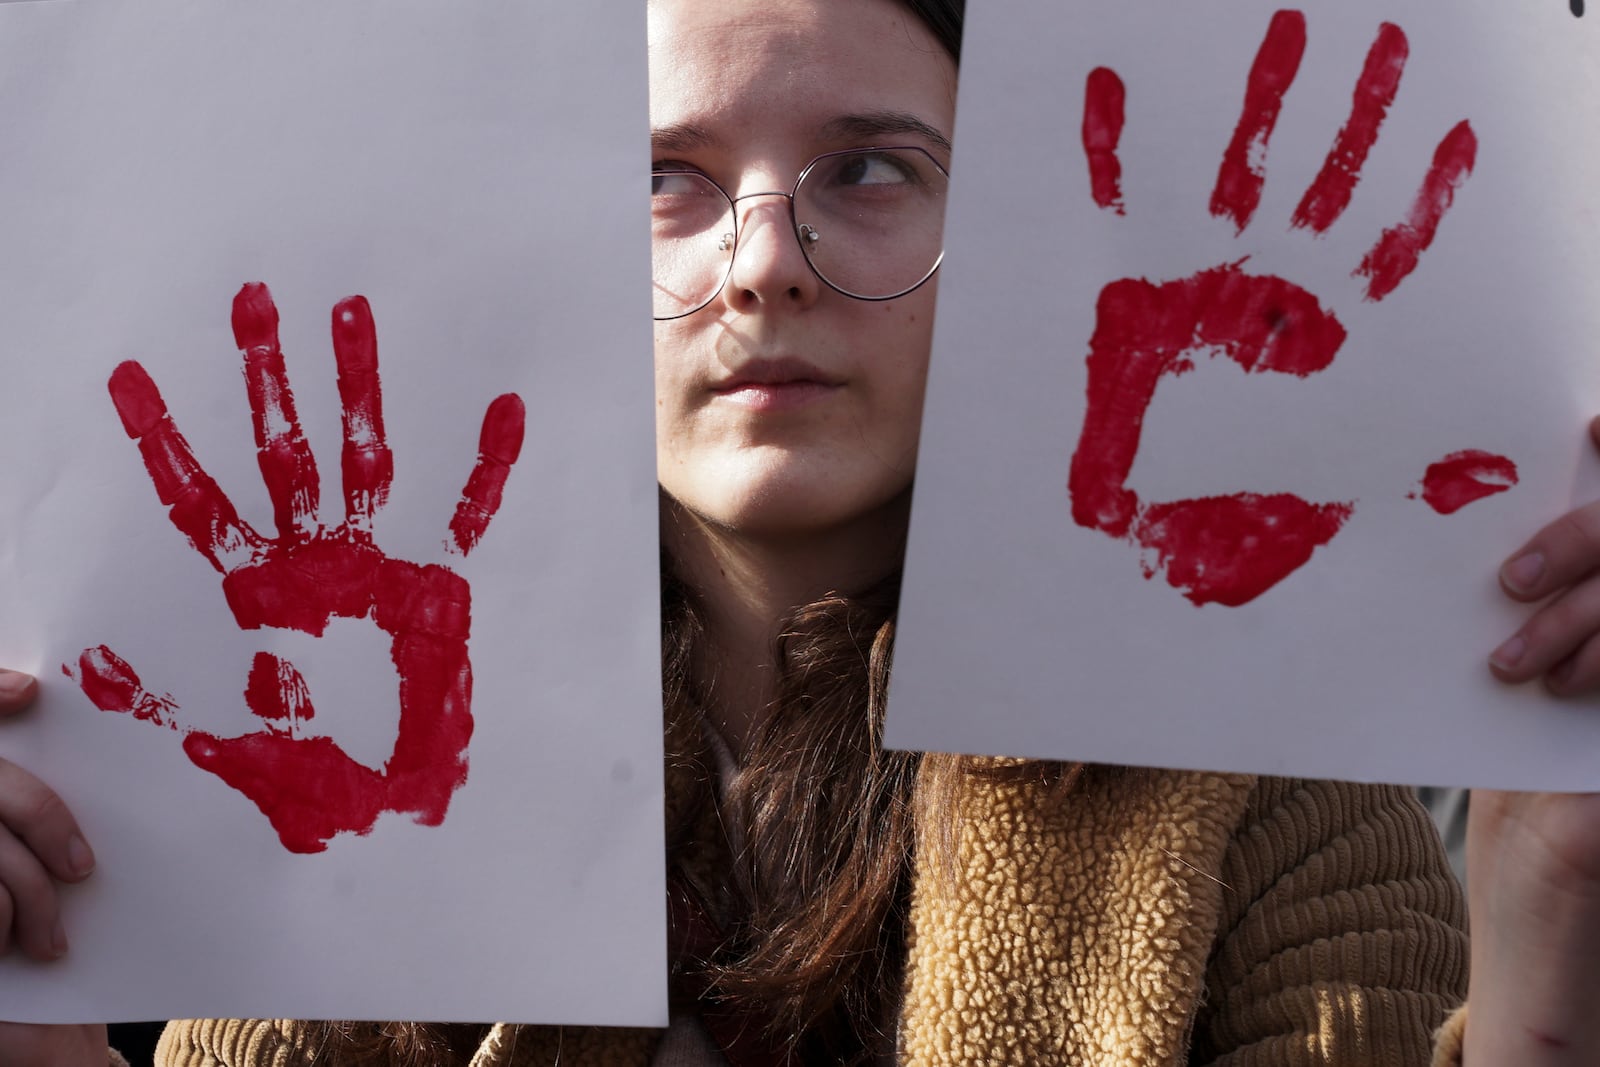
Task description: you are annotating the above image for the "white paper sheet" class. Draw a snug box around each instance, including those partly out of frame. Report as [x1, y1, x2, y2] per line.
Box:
[0, 0, 665, 1025]
[888, 1, 1600, 790]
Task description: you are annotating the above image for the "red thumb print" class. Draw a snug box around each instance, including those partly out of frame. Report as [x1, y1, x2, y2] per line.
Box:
[1070, 11, 1512, 607]
[71, 284, 525, 853]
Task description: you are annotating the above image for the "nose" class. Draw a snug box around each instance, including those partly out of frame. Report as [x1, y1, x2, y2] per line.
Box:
[720, 191, 822, 313]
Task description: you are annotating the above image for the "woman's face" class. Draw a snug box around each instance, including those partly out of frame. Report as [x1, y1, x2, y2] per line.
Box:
[649, 0, 957, 541]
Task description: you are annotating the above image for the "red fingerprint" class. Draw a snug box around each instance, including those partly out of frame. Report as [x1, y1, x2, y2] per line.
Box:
[66, 646, 179, 728]
[1083, 67, 1127, 214]
[1292, 23, 1408, 233]
[1416, 450, 1519, 514]
[448, 394, 527, 555]
[1358, 121, 1477, 301]
[1210, 10, 1306, 232]
[107, 362, 260, 573]
[331, 295, 394, 537]
[233, 283, 321, 541]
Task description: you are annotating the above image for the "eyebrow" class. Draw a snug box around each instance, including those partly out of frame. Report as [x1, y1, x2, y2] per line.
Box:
[651, 122, 719, 155]
[650, 110, 953, 157]
[821, 111, 952, 154]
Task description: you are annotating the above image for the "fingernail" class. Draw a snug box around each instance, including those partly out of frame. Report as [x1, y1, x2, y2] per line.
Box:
[1490, 635, 1527, 671]
[51, 917, 68, 958]
[0, 669, 31, 702]
[1502, 552, 1545, 594]
[67, 834, 95, 878]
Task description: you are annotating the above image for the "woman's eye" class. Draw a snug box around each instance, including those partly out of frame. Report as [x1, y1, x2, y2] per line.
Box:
[652, 171, 704, 197]
[834, 152, 914, 186]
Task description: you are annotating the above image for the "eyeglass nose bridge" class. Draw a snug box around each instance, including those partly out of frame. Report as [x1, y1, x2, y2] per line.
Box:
[730, 190, 792, 204]
[724, 189, 820, 257]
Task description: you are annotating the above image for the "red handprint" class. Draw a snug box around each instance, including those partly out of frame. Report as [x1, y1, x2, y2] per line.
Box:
[1070, 10, 1516, 608]
[66, 283, 525, 853]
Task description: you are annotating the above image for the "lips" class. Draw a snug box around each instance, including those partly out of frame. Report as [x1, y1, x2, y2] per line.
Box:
[713, 356, 842, 392]
[710, 357, 843, 413]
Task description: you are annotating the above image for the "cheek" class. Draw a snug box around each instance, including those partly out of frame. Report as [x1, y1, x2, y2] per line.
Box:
[878, 301, 934, 424]
[888, 279, 937, 349]
[652, 332, 692, 468]
[653, 327, 693, 413]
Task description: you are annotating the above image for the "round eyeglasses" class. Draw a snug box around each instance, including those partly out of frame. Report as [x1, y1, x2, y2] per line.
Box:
[652, 146, 949, 321]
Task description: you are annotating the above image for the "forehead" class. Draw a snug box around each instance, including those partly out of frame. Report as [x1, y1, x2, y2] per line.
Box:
[646, 0, 955, 143]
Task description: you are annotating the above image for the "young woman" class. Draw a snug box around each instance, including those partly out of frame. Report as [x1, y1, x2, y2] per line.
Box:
[5, 0, 1600, 1063]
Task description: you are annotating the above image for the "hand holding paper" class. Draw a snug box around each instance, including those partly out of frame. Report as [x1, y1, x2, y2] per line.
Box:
[66, 284, 527, 854]
[0, 673, 105, 1061]
[0, 671, 87, 963]
[0, 1019, 106, 1067]
[1490, 417, 1600, 692]
[1468, 451, 1600, 1058]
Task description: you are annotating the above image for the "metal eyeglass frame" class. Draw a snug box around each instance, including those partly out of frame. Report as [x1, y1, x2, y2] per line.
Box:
[652, 145, 949, 321]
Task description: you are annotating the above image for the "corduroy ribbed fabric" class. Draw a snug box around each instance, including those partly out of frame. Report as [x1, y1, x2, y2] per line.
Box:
[1187, 778, 1467, 1066]
[154, 771, 1469, 1067]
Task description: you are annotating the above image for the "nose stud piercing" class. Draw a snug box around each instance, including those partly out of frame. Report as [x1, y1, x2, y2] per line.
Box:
[715, 225, 817, 253]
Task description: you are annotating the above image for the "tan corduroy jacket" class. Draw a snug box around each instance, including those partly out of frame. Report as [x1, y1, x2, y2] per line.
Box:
[155, 769, 1470, 1067]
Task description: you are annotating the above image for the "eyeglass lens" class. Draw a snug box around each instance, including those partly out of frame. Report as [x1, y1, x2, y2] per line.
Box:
[651, 147, 948, 320]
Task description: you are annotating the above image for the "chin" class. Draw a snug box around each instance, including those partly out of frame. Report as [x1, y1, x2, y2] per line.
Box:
[660, 444, 916, 539]
[695, 480, 915, 546]
[707, 487, 852, 538]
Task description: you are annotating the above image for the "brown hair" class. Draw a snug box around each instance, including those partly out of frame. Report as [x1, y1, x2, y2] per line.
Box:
[296, 1021, 487, 1067]
[694, 575, 915, 1062]
[678, 572, 1086, 1062]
